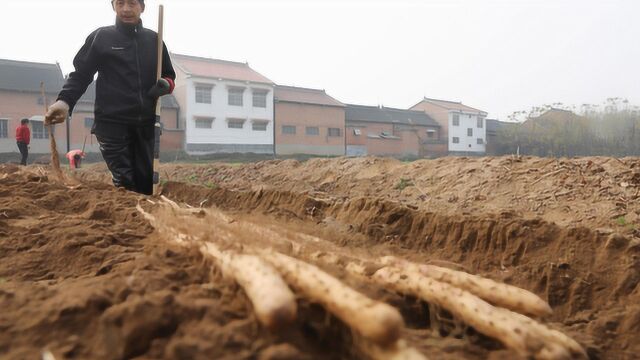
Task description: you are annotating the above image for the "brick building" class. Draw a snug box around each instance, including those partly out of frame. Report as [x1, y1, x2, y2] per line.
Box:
[275, 85, 345, 156]
[0, 59, 67, 155]
[345, 104, 441, 158]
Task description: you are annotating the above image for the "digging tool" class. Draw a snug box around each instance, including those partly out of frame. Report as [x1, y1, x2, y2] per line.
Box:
[82, 135, 87, 154]
[40, 82, 64, 181]
[152, 4, 164, 195]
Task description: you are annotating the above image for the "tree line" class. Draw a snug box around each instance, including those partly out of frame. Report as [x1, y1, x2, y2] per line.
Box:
[491, 98, 640, 157]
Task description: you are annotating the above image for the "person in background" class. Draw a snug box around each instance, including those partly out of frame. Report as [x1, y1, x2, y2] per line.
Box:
[15, 118, 30, 166]
[66, 149, 86, 169]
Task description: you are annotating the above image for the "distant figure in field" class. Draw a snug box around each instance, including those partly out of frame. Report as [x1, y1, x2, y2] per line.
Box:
[66, 149, 86, 169]
[15, 118, 30, 166]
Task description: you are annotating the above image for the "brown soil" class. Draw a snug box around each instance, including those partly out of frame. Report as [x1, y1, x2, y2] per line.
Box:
[1, 157, 639, 359]
[154, 156, 640, 235]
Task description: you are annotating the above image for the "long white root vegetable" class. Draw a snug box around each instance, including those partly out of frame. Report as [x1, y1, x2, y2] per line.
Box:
[261, 250, 405, 346]
[137, 204, 297, 330]
[501, 308, 587, 359]
[201, 243, 297, 330]
[380, 256, 552, 317]
[357, 265, 585, 360]
[355, 338, 428, 360]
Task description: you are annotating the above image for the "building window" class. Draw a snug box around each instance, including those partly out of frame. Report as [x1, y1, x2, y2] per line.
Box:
[252, 121, 268, 131]
[194, 117, 214, 129]
[282, 125, 296, 135]
[477, 138, 484, 145]
[227, 118, 245, 129]
[306, 126, 319, 136]
[452, 137, 460, 144]
[228, 87, 244, 106]
[32, 121, 49, 139]
[477, 118, 484, 128]
[195, 85, 213, 104]
[328, 128, 342, 137]
[252, 90, 268, 108]
[452, 114, 460, 126]
[84, 117, 94, 128]
[353, 128, 362, 136]
[0, 119, 8, 138]
[427, 130, 435, 138]
[467, 128, 473, 137]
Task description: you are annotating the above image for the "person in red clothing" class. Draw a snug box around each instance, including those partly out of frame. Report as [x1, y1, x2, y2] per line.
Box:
[15, 118, 30, 166]
[66, 149, 86, 169]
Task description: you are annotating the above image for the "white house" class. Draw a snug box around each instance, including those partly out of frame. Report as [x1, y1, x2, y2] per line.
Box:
[171, 53, 275, 154]
[410, 97, 488, 155]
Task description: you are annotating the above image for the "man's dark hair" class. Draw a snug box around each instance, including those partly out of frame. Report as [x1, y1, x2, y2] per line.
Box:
[20, 118, 29, 125]
[112, 0, 145, 5]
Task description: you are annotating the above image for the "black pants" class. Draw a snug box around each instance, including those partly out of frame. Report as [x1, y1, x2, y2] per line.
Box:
[73, 155, 82, 169]
[93, 122, 155, 195]
[17, 142, 28, 166]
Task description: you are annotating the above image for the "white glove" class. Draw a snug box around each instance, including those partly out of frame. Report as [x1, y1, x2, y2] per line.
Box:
[45, 100, 70, 124]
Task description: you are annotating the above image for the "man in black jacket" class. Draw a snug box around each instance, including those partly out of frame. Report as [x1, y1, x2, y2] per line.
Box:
[46, 0, 175, 195]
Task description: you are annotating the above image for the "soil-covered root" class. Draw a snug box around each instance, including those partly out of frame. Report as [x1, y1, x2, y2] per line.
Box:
[138, 204, 297, 330]
[138, 202, 426, 357]
[200, 243, 297, 330]
[380, 256, 553, 317]
[355, 338, 428, 360]
[351, 264, 586, 360]
[260, 250, 405, 347]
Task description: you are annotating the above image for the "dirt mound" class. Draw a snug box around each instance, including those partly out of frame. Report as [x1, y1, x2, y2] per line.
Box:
[158, 156, 640, 236]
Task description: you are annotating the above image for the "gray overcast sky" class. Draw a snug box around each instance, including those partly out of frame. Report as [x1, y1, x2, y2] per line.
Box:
[1, 0, 638, 119]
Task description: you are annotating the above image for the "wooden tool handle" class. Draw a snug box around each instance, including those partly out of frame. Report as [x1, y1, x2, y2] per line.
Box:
[155, 4, 164, 116]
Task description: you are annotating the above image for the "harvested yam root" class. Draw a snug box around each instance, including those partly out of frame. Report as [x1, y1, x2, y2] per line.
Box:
[138, 204, 297, 330]
[201, 243, 297, 330]
[355, 338, 428, 360]
[139, 198, 585, 360]
[260, 250, 405, 347]
[380, 256, 553, 317]
[353, 264, 586, 360]
[200, 243, 297, 329]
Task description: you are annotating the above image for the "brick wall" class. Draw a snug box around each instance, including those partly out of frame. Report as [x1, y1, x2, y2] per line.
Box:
[346, 121, 437, 157]
[0, 89, 68, 154]
[410, 101, 450, 142]
[275, 102, 345, 156]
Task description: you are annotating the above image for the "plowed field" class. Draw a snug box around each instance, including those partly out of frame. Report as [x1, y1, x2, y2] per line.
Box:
[1, 156, 639, 359]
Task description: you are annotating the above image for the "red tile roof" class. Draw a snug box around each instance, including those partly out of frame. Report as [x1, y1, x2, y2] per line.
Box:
[171, 53, 274, 85]
[275, 85, 344, 107]
[416, 97, 486, 114]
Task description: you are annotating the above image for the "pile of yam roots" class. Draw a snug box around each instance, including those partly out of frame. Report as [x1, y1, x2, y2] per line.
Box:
[137, 197, 586, 360]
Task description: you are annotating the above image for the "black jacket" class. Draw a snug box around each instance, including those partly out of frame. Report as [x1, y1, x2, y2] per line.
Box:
[58, 19, 176, 126]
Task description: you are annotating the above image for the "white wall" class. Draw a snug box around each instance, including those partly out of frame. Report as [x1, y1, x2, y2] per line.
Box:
[184, 77, 274, 147]
[448, 111, 486, 153]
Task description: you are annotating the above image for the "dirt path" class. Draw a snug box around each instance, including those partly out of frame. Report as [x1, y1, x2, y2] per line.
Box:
[1, 158, 639, 359]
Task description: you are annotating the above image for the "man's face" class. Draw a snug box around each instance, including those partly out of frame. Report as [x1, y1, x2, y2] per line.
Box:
[112, 0, 144, 24]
